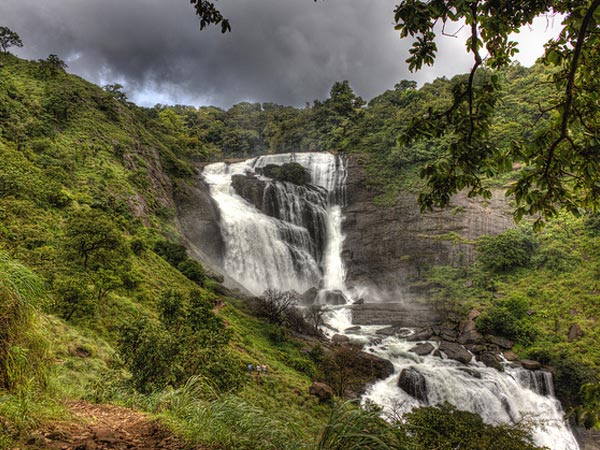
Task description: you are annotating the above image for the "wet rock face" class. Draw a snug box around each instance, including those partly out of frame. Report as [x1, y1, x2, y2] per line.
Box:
[342, 154, 513, 302]
[175, 169, 225, 269]
[398, 367, 428, 403]
[521, 359, 542, 370]
[350, 303, 444, 327]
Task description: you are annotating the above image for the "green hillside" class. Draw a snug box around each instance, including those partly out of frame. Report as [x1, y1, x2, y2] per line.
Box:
[0, 49, 598, 449]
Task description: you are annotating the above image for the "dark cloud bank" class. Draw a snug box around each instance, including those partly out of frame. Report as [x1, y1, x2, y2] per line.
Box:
[1, 0, 555, 108]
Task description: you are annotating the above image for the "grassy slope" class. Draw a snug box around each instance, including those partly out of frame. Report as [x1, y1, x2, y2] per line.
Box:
[0, 53, 329, 448]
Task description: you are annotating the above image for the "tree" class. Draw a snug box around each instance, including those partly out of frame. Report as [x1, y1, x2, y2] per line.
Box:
[64, 209, 126, 270]
[0, 27, 23, 53]
[256, 289, 300, 325]
[190, 0, 231, 32]
[393, 1, 600, 227]
[304, 304, 325, 333]
[39, 54, 68, 76]
[103, 83, 128, 102]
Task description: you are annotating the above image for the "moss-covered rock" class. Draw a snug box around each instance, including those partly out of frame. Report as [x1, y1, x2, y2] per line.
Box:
[258, 162, 310, 185]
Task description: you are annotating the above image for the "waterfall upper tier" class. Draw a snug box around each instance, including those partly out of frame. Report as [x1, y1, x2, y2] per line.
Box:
[202, 152, 348, 296]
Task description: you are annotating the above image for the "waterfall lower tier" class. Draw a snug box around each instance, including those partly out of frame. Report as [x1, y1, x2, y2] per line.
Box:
[336, 324, 579, 450]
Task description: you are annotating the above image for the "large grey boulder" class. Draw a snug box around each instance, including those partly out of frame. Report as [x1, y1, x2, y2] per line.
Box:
[409, 343, 434, 356]
[322, 290, 347, 306]
[302, 287, 319, 305]
[478, 352, 504, 372]
[489, 336, 514, 349]
[398, 367, 428, 403]
[439, 341, 472, 364]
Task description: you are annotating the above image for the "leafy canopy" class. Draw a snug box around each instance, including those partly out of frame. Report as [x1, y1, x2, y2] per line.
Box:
[393, 0, 600, 227]
[0, 27, 23, 53]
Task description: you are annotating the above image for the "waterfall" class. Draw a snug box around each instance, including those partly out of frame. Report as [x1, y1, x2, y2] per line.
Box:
[202, 151, 578, 450]
[358, 335, 580, 450]
[202, 152, 347, 296]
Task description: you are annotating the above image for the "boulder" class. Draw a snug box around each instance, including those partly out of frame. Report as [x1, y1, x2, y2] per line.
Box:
[478, 352, 504, 371]
[409, 343, 434, 356]
[459, 320, 477, 334]
[468, 309, 481, 321]
[466, 344, 486, 355]
[309, 382, 333, 402]
[332, 334, 350, 345]
[406, 327, 434, 341]
[489, 336, 513, 349]
[457, 367, 482, 379]
[302, 287, 319, 305]
[502, 350, 519, 362]
[521, 359, 542, 371]
[323, 290, 347, 306]
[439, 341, 472, 364]
[568, 323, 584, 342]
[377, 325, 412, 337]
[353, 298, 365, 305]
[398, 367, 428, 403]
[345, 326, 362, 332]
[458, 328, 485, 345]
[206, 269, 225, 283]
[354, 351, 395, 381]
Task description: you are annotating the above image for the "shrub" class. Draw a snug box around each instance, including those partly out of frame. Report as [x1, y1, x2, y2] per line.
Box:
[154, 240, 187, 266]
[52, 275, 95, 321]
[254, 289, 300, 326]
[177, 258, 206, 285]
[476, 228, 537, 272]
[401, 403, 541, 450]
[476, 295, 537, 345]
[120, 289, 241, 394]
[118, 318, 177, 393]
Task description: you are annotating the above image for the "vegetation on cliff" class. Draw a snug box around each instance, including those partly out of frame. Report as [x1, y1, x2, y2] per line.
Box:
[0, 48, 552, 449]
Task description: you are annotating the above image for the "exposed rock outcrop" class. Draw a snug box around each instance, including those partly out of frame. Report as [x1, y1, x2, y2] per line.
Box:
[568, 323, 584, 342]
[175, 169, 225, 270]
[342, 154, 513, 302]
[309, 382, 333, 402]
[478, 352, 504, 371]
[350, 303, 443, 327]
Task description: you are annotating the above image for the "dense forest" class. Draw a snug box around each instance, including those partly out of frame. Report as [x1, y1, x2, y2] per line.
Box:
[0, 44, 599, 450]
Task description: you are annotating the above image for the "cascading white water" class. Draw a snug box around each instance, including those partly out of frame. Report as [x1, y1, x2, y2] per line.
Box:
[202, 152, 347, 295]
[203, 151, 579, 450]
[357, 335, 580, 449]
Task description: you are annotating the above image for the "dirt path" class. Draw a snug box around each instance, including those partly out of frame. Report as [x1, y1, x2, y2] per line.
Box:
[21, 401, 204, 450]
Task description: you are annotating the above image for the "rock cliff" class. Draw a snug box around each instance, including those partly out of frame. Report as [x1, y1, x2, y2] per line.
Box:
[342, 154, 514, 302]
[175, 166, 225, 272]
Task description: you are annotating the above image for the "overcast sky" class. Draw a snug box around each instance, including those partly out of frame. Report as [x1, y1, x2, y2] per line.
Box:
[1, 0, 563, 108]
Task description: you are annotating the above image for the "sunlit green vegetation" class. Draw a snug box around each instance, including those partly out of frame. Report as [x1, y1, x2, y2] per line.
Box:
[0, 45, 597, 448]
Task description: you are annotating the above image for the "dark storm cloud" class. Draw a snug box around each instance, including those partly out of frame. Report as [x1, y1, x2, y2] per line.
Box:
[0, 0, 552, 108]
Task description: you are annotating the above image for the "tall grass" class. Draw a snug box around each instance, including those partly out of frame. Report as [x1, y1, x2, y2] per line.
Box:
[142, 376, 307, 449]
[314, 401, 408, 450]
[0, 253, 55, 448]
[0, 253, 49, 392]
